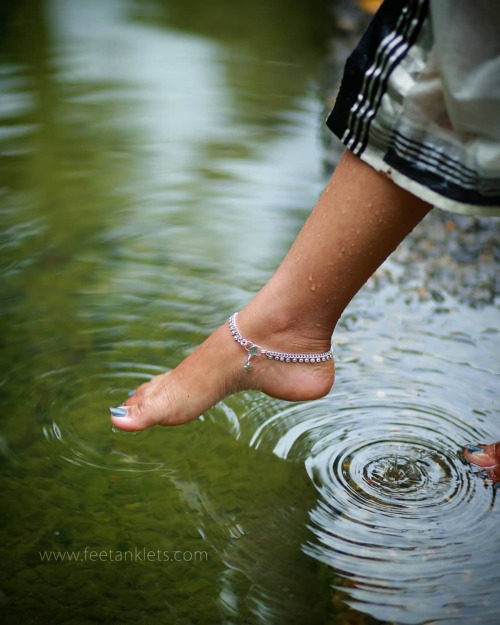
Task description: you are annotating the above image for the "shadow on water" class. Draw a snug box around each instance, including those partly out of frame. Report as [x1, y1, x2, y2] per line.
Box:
[1, 0, 499, 624]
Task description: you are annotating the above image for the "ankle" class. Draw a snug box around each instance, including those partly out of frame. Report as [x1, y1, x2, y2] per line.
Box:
[234, 305, 334, 355]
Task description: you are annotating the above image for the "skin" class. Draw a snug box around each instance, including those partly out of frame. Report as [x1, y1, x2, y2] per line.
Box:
[110, 150, 431, 430]
[464, 444, 500, 485]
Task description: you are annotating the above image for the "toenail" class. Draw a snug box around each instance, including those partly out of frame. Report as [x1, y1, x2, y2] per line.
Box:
[465, 445, 484, 454]
[128, 390, 136, 397]
[110, 406, 129, 417]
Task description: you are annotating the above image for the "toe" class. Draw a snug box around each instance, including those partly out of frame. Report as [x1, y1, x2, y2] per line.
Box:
[464, 444, 498, 469]
[110, 404, 153, 432]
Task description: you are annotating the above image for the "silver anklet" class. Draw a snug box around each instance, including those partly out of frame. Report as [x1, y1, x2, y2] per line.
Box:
[228, 312, 333, 372]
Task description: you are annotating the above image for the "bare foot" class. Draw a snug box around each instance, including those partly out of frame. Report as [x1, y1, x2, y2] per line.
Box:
[464, 443, 500, 486]
[110, 309, 335, 431]
[109, 151, 432, 433]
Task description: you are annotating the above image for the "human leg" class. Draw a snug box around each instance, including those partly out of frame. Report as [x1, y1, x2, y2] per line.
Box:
[110, 149, 431, 431]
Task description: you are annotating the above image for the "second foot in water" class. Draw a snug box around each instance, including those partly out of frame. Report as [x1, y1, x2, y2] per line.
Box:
[464, 442, 500, 486]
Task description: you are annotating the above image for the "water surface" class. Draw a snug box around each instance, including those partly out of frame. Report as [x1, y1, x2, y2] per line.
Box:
[1, 1, 499, 624]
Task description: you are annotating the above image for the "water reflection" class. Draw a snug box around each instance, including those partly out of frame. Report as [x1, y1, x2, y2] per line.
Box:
[1, 0, 499, 624]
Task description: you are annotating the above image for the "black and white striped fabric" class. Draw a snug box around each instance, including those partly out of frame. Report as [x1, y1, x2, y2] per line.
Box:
[327, 0, 500, 216]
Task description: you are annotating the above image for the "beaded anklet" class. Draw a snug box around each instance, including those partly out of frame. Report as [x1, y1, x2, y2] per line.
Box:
[228, 312, 333, 372]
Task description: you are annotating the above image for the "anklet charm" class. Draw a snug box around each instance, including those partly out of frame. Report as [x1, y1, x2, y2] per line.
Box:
[244, 344, 261, 372]
[228, 312, 333, 372]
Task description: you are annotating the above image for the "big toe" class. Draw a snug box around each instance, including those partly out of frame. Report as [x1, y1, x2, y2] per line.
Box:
[110, 404, 156, 432]
[464, 443, 499, 468]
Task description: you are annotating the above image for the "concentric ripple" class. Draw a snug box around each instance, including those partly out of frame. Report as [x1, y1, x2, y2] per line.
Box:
[246, 375, 500, 624]
[38, 363, 166, 473]
[340, 440, 455, 511]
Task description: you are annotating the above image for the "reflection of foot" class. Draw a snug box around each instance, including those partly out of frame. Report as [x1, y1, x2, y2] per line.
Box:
[110, 309, 335, 431]
[464, 443, 500, 486]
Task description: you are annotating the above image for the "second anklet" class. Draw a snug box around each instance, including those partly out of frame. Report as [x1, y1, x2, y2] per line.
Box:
[228, 312, 333, 372]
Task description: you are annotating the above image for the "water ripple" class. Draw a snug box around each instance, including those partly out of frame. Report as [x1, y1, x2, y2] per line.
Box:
[247, 388, 499, 624]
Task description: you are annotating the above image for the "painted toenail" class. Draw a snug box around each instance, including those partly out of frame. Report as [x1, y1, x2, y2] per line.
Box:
[128, 390, 136, 397]
[465, 445, 484, 454]
[110, 406, 129, 417]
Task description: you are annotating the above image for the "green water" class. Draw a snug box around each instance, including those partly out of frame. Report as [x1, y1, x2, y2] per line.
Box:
[1, 1, 499, 624]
